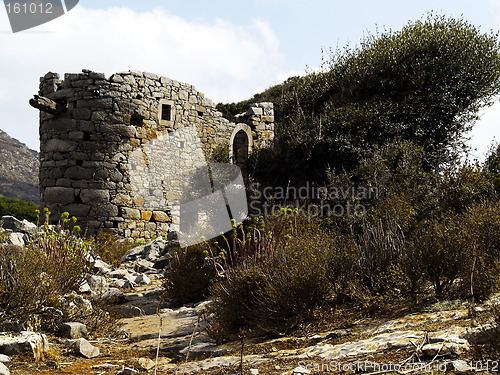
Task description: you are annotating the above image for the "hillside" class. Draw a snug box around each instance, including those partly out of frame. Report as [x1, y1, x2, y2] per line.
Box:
[0, 129, 39, 203]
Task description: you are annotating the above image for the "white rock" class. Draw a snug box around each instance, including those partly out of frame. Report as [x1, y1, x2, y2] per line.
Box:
[134, 274, 151, 285]
[137, 358, 155, 370]
[304, 328, 470, 361]
[292, 366, 311, 374]
[120, 245, 145, 262]
[100, 288, 127, 304]
[8, 232, 25, 247]
[0, 355, 9, 363]
[93, 259, 112, 275]
[1, 216, 36, 235]
[0, 332, 49, 361]
[79, 280, 92, 294]
[0, 362, 9, 375]
[87, 275, 108, 292]
[60, 322, 88, 339]
[66, 338, 99, 359]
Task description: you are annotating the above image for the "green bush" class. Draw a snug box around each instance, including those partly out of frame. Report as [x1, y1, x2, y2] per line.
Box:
[0, 196, 40, 223]
[209, 143, 230, 164]
[409, 212, 469, 298]
[0, 210, 92, 325]
[435, 162, 497, 216]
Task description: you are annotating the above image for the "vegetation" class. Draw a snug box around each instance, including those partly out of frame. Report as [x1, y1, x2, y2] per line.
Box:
[0, 195, 40, 223]
[206, 213, 358, 339]
[0, 210, 92, 329]
[2, 13, 500, 361]
[244, 14, 500, 185]
[182, 14, 500, 341]
[163, 243, 216, 307]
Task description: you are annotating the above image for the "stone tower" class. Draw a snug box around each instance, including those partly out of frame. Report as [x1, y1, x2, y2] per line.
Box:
[32, 69, 274, 240]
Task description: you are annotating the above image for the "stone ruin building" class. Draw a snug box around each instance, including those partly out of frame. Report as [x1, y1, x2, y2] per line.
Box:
[31, 69, 274, 241]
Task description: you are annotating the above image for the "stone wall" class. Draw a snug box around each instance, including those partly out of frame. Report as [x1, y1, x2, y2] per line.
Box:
[35, 69, 274, 240]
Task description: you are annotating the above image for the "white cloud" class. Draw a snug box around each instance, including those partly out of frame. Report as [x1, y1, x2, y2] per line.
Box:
[0, 6, 284, 150]
[466, 100, 500, 161]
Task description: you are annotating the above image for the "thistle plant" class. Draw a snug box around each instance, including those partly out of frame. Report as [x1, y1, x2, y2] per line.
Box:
[206, 208, 298, 280]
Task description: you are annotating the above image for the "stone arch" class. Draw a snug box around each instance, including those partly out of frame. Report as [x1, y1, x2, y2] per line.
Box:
[229, 124, 253, 167]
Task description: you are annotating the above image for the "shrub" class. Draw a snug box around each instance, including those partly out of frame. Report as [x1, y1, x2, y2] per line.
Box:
[93, 231, 138, 268]
[0, 196, 40, 223]
[409, 212, 469, 298]
[460, 202, 500, 300]
[0, 210, 93, 325]
[209, 143, 230, 163]
[355, 217, 407, 296]
[207, 214, 359, 340]
[163, 243, 216, 307]
[436, 162, 496, 216]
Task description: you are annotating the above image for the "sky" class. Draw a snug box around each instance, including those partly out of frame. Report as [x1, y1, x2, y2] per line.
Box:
[0, 0, 499, 160]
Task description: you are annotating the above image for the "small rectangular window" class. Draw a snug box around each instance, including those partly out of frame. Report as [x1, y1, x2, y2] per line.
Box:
[161, 104, 171, 121]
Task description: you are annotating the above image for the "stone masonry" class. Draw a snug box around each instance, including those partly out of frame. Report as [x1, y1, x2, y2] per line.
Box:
[32, 69, 274, 240]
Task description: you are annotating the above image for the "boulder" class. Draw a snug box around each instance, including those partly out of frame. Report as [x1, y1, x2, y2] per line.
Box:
[1, 216, 36, 236]
[101, 288, 127, 304]
[0, 332, 49, 361]
[120, 245, 145, 263]
[112, 305, 144, 318]
[0, 355, 9, 363]
[153, 253, 172, 269]
[93, 259, 112, 275]
[66, 338, 99, 359]
[79, 280, 92, 294]
[134, 259, 155, 273]
[142, 238, 168, 261]
[134, 274, 151, 285]
[60, 322, 88, 339]
[86, 275, 109, 292]
[8, 233, 25, 247]
[0, 363, 9, 375]
[60, 293, 93, 317]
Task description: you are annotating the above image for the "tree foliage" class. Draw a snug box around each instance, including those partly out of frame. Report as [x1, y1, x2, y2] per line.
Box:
[250, 14, 500, 185]
[0, 195, 40, 223]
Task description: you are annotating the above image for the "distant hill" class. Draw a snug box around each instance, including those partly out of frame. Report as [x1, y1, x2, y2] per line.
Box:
[0, 129, 39, 203]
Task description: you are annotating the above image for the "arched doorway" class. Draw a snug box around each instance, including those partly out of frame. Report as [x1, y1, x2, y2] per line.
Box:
[229, 124, 253, 172]
[232, 130, 249, 170]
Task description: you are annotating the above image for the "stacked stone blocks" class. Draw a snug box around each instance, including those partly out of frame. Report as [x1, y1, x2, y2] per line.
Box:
[35, 69, 274, 240]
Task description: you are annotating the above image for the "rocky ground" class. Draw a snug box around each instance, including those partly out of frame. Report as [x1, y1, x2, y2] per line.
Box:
[1, 217, 499, 374]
